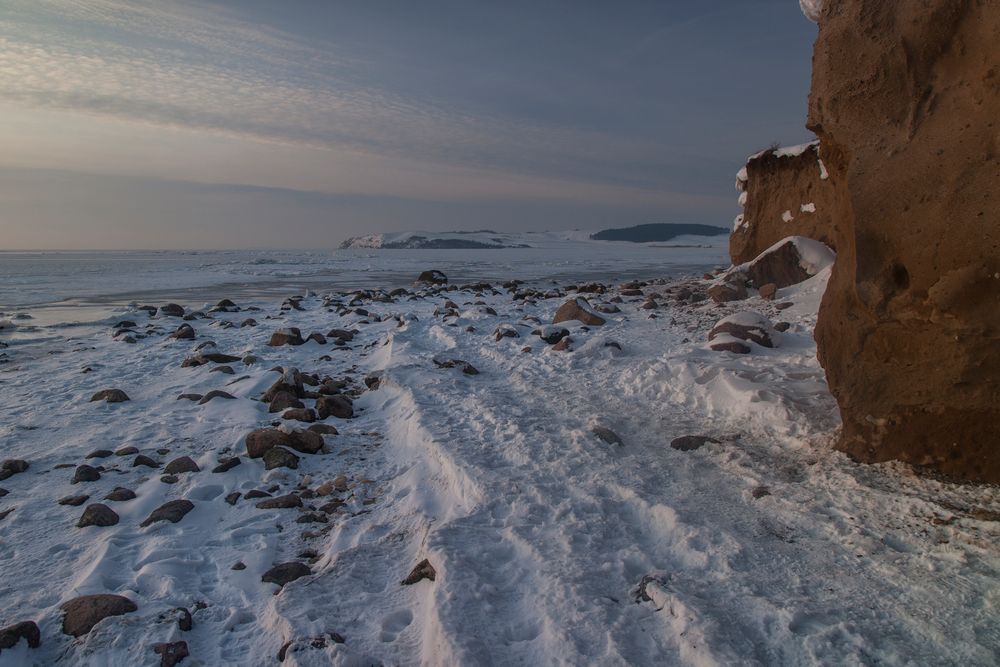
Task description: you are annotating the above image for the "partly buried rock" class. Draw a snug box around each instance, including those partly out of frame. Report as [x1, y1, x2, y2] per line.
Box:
[415, 270, 448, 285]
[0, 459, 29, 481]
[198, 390, 235, 405]
[0, 620, 40, 650]
[163, 456, 199, 474]
[282, 408, 316, 423]
[60, 594, 137, 637]
[77, 503, 119, 528]
[707, 275, 748, 304]
[104, 487, 136, 502]
[168, 323, 195, 340]
[316, 395, 353, 420]
[262, 562, 311, 588]
[494, 325, 520, 341]
[591, 425, 623, 446]
[90, 389, 130, 403]
[159, 303, 185, 317]
[255, 494, 302, 509]
[72, 465, 101, 484]
[709, 311, 777, 349]
[743, 236, 834, 289]
[153, 641, 189, 667]
[708, 336, 751, 354]
[263, 447, 299, 470]
[212, 457, 241, 473]
[269, 391, 304, 413]
[670, 435, 720, 452]
[140, 499, 194, 527]
[245, 428, 322, 458]
[552, 298, 606, 326]
[268, 328, 305, 347]
[538, 325, 569, 345]
[401, 559, 436, 585]
[432, 358, 479, 375]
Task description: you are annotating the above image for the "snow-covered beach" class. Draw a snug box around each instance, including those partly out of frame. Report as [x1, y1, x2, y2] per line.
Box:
[1, 239, 998, 666]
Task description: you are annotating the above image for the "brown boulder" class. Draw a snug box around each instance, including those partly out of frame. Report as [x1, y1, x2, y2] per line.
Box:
[552, 298, 606, 326]
[60, 594, 137, 637]
[245, 428, 288, 458]
[707, 279, 748, 304]
[415, 270, 448, 285]
[0, 620, 40, 650]
[316, 395, 353, 420]
[808, 0, 1000, 481]
[708, 312, 776, 348]
[268, 328, 304, 347]
[90, 389, 130, 403]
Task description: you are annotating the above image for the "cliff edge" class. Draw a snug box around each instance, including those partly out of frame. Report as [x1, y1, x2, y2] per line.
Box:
[808, 0, 1000, 480]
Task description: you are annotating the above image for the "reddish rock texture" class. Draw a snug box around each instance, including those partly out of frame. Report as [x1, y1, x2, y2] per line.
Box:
[809, 0, 1000, 481]
[732, 142, 840, 264]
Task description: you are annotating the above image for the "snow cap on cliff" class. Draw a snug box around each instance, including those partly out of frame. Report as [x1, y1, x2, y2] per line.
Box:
[800, 0, 823, 22]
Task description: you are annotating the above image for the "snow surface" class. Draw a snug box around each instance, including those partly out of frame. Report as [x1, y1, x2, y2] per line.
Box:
[0, 249, 998, 665]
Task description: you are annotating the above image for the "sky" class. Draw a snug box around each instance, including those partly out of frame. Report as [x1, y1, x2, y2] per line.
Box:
[0, 1, 818, 249]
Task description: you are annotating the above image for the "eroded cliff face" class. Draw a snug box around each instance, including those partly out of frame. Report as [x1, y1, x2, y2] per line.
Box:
[808, 0, 1000, 481]
[732, 142, 840, 265]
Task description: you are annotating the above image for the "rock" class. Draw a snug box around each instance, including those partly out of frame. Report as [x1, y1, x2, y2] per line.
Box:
[263, 447, 299, 470]
[77, 503, 119, 528]
[232, 561, 246, 570]
[160, 475, 179, 484]
[197, 390, 235, 404]
[244, 490, 271, 499]
[758, 283, 777, 300]
[240, 318, 257, 328]
[261, 562, 311, 587]
[286, 430, 324, 454]
[316, 395, 353, 420]
[364, 371, 384, 390]
[538, 326, 569, 344]
[163, 456, 200, 474]
[295, 512, 328, 524]
[116, 446, 139, 456]
[72, 465, 101, 484]
[269, 391, 304, 413]
[308, 424, 339, 435]
[0, 459, 28, 481]
[707, 279, 748, 304]
[160, 303, 185, 317]
[743, 237, 832, 289]
[591, 426, 623, 446]
[306, 332, 327, 345]
[707, 336, 751, 354]
[805, 0, 1000, 481]
[268, 328, 305, 347]
[332, 474, 349, 491]
[215, 298, 237, 310]
[773, 321, 791, 333]
[281, 408, 315, 423]
[415, 270, 448, 285]
[58, 494, 89, 506]
[245, 428, 288, 458]
[326, 328, 356, 342]
[751, 486, 772, 499]
[255, 494, 303, 509]
[86, 449, 114, 459]
[60, 594, 137, 636]
[552, 298, 606, 326]
[169, 324, 195, 340]
[104, 487, 137, 502]
[401, 558, 436, 585]
[493, 325, 520, 341]
[224, 492, 241, 506]
[212, 457, 241, 473]
[0, 620, 40, 650]
[90, 389, 130, 403]
[432, 358, 479, 375]
[551, 337, 571, 352]
[133, 455, 159, 468]
[670, 435, 720, 452]
[198, 352, 241, 364]
[209, 365, 234, 375]
[140, 499, 194, 527]
[709, 312, 776, 348]
[153, 640, 189, 667]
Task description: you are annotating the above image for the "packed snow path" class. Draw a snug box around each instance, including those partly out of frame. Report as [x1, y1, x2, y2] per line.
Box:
[0, 274, 997, 665]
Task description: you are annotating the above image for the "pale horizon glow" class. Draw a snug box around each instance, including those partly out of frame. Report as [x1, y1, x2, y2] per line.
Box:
[0, 0, 817, 250]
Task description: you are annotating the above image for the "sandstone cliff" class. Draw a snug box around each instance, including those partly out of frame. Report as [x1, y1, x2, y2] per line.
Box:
[808, 0, 1000, 481]
[732, 142, 839, 264]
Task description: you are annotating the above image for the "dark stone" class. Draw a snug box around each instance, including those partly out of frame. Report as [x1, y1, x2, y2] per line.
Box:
[163, 456, 200, 474]
[255, 494, 303, 509]
[261, 562, 311, 587]
[90, 389, 130, 403]
[282, 408, 316, 423]
[295, 512, 328, 524]
[160, 475, 179, 484]
[316, 395, 353, 420]
[60, 594, 137, 637]
[263, 447, 299, 470]
[308, 424, 339, 435]
[269, 391, 304, 413]
[140, 499, 194, 527]
[432, 358, 479, 375]
[0, 620, 40, 650]
[245, 428, 288, 458]
[104, 487, 137, 502]
[86, 449, 114, 459]
[197, 390, 235, 404]
[133, 455, 159, 468]
[244, 490, 271, 499]
[115, 446, 139, 456]
[670, 435, 720, 452]
[169, 324, 195, 340]
[285, 430, 324, 454]
[212, 457, 241, 473]
[59, 494, 90, 506]
[591, 426, 624, 446]
[401, 559, 436, 585]
[153, 640, 189, 667]
[72, 465, 101, 484]
[415, 270, 448, 285]
[77, 503, 119, 528]
[224, 492, 241, 506]
[160, 303, 185, 317]
[231, 561, 246, 570]
[176, 607, 192, 632]
[268, 328, 305, 347]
